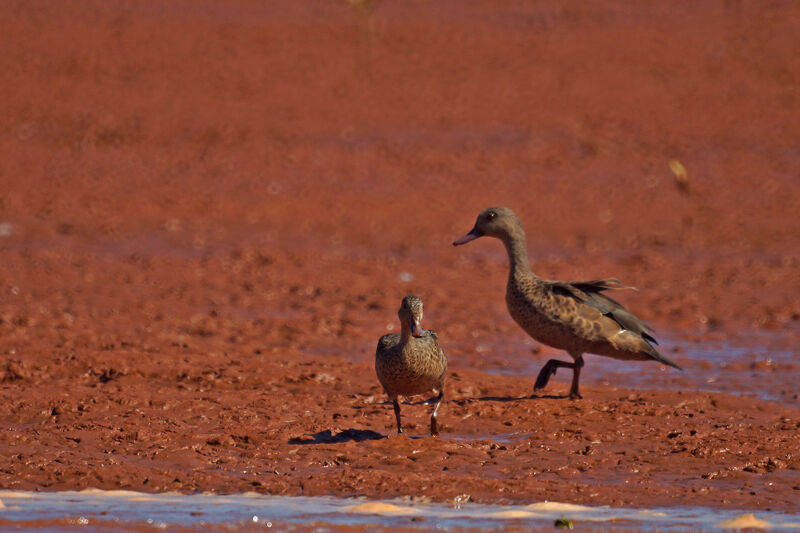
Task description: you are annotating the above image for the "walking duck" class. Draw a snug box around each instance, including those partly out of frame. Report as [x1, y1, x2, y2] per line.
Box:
[375, 295, 447, 436]
[453, 207, 680, 399]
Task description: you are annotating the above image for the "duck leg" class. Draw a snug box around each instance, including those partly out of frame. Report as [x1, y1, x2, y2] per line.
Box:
[534, 355, 585, 399]
[429, 390, 444, 437]
[392, 398, 404, 434]
[568, 354, 584, 400]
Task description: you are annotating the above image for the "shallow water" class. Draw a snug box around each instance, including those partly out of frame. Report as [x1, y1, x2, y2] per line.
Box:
[1, 490, 799, 532]
[458, 329, 800, 405]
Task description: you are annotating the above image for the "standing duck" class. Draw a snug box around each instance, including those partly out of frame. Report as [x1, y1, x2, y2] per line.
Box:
[453, 207, 680, 399]
[375, 295, 447, 436]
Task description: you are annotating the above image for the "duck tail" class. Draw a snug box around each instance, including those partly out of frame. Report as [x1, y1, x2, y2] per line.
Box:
[646, 343, 682, 370]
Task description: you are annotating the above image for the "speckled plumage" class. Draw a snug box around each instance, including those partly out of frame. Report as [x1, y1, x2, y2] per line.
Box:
[454, 207, 681, 399]
[375, 295, 447, 435]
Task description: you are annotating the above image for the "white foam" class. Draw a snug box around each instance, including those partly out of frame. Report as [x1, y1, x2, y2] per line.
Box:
[0, 490, 797, 531]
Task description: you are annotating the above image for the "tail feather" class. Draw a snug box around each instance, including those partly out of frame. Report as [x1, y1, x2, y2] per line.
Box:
[646, 344, 682, 370]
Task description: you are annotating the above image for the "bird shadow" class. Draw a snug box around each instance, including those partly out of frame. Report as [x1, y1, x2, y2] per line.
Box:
[288, 428, 385, 445]
[378, 396, 439, 406]
[456, 393, 571, 404]
[527, 393, 574, 401]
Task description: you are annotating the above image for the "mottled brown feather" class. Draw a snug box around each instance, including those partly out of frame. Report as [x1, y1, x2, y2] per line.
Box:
[375, 296, 447, 397]
[375, 295, 447, 434]
[455, 207, 681, 372]
[375, 330, 447, 398]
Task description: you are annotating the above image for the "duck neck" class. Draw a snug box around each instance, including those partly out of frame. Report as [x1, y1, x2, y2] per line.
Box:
[502, 227, 534, 278]
[399, 320, 412, 345]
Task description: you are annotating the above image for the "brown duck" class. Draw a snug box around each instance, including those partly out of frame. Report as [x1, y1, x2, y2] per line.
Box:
[375, 295, 447, 435]
[453, 207, 680, 399]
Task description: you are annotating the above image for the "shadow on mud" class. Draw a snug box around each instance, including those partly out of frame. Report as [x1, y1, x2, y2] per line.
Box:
[289, 428, 385, 445]
[454, 395, 556, 404]
[527, 393, 574, 400]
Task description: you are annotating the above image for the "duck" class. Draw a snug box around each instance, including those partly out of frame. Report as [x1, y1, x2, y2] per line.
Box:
[375, 295, 447, 436]
[453, 207, 680, 399]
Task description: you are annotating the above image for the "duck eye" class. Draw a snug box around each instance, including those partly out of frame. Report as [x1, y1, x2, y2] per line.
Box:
[487, 212, 496, 220]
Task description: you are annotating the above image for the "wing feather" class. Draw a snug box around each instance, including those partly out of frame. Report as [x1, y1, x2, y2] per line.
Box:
[546, 278, 658, 345]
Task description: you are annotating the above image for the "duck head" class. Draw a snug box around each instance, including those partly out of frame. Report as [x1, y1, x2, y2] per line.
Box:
[453, 206, 521, 245]
[398, 295, 426, 337]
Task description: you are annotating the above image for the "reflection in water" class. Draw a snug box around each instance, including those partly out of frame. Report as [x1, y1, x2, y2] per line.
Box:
[0, 490, 799, 532]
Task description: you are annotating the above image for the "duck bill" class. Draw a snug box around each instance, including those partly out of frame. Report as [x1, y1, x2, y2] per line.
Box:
[453, 227, 482, 246]
[409, 319, 425, 337]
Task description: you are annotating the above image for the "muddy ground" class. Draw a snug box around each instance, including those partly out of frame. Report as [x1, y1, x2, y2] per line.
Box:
[1, 0, 799, 516]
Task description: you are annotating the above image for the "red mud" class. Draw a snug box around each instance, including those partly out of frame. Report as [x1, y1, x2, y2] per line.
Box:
[1, 0, 799, 515]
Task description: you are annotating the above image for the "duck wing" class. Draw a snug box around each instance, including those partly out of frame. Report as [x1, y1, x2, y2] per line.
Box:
[546, 278, 658, 345]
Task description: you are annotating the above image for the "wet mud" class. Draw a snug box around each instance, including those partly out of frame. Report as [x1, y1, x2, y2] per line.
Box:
[1, 0, 799, 518]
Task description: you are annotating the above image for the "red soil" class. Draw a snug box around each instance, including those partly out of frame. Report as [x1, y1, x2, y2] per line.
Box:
[1, 0, 798, 513]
